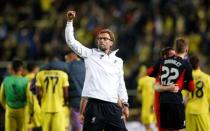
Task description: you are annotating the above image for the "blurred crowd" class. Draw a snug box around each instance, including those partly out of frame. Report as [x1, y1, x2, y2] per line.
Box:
[1, 0, 210, 88]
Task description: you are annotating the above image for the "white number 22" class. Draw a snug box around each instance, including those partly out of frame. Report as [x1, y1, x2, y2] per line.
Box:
[160, 66, 179, 85]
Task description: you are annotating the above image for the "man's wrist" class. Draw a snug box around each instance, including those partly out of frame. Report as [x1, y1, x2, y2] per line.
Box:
[122, 102, 129, 108]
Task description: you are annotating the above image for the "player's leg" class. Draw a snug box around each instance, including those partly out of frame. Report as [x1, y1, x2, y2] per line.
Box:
[52, 111, 65, 131]
[42, 113, 51, 131]
[16, 107, 27, 131]
[5, 107, 17, 131]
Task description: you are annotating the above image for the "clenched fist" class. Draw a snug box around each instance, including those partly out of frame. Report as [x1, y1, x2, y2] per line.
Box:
[67, 11, 76, 21]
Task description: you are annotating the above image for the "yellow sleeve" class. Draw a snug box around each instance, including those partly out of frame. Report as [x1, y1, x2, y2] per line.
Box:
[62, 72, 69, 88]
[0, 83, 5, 109]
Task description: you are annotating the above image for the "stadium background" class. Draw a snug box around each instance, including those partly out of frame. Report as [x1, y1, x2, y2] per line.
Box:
[0, 0, 210, 129]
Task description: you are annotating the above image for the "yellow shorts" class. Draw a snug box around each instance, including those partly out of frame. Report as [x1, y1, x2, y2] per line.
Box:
[42, 111, 65, 131]
[5, 105, 27, 131]
[186, 113, 210, 131]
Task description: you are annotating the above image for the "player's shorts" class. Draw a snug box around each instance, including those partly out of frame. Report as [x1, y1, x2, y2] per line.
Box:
[160, 103, 185, 130]
[186, 113, 210, 131]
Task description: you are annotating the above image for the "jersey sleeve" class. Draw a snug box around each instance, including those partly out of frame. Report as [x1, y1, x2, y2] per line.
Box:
[184, 62, 194, 92]
[62, 72, 69, 88]
[147, 60, 161, 78]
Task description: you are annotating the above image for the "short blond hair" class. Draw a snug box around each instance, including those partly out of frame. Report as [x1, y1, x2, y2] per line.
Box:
[98, 29, 115, 42]
[175, 37, 189, 53]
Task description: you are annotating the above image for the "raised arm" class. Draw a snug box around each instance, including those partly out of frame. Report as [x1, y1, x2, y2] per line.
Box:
[65, 11, 91, 58]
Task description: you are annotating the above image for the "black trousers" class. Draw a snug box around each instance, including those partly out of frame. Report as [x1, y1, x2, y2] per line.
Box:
[83, 98, 127, 131]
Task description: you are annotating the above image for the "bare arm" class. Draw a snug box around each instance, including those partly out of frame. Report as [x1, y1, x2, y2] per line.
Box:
[155, 83, 179, 93]
[79, 97, 88, 124]
[63, 86, 69, 106]
[36, 86, 43, 106]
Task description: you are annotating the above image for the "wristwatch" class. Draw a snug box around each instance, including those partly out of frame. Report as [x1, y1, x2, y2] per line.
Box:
[122, 102, 129, 108]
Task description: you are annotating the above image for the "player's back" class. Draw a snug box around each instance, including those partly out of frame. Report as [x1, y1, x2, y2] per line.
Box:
[159, 56, 194, 104]
[185, 69, 210, 114]
[36, 70, 69, 112]
[3, 76, 28, 109]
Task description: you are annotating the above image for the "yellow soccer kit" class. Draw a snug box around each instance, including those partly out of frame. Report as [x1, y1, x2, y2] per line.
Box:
[137, 76, 156, 125]
[0, 75, 29, 131]
[183, 69, 210, 131]
[36, 70, 69, 131]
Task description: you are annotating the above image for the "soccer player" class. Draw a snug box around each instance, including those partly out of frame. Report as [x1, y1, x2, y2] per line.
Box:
[36, 61, 69, 131]
[65, 11, 129, 131]
[153, 38, 195, 130]
[137, 65, 156, 131]
[65, 51, 85, 131]
[147, 46, 176, 131]
[25, 61, 41, 131]
[0, 59, 29, 131]
[182, 55, 210, 131]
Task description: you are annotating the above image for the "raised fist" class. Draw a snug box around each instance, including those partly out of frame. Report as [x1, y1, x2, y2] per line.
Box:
[67, 11, 76, 21]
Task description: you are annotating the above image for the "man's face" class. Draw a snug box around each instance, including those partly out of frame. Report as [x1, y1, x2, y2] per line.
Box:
[97, 33, 113, 52]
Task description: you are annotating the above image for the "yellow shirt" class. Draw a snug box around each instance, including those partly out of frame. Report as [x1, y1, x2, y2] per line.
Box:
[183, 69, 210, 114]
[137, 76, 156, 124]
[36, 70, 69, 113]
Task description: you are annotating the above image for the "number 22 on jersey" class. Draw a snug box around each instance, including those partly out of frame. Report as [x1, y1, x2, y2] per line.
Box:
[160, 66, 179, 85]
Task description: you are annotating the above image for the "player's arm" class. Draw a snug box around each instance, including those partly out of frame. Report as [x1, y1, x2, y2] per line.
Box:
[63, 86, 68, 106]
[36, 86, 43, 106]
[0, 83, 5, 109]
[65, 11, 91, 58]
[184, 63, 195, 92]
[79, 97, 88, 124]
[154, 82, 179, 93]
[147, 60, 161, 77]
[62, 72, 69, 106]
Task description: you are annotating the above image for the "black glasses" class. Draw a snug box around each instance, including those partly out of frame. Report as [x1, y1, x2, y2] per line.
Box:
[97, 37, 112, 41]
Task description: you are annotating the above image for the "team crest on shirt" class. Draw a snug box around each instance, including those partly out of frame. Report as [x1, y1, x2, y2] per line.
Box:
[91, 117, 96, 123]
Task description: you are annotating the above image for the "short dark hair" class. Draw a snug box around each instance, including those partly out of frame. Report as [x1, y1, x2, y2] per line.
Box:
[175, 37, 188, 54]
[98, 29, 115, 42]
[160, 47, 173, 58]
[12, 59, 23, 72]
[189, 55, 199, 69]
[27, 61, 38, 72]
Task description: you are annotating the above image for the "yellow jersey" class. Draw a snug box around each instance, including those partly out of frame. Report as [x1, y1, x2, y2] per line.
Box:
[36, 70, 69, 113]
[137, 76, 156, 124]
[184, 69, 210, 114]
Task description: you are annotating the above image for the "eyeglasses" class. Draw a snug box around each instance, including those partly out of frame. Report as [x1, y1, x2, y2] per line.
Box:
[97, 37, 112, 41]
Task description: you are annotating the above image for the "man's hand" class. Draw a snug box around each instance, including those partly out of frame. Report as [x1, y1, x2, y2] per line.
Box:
[67, 11, 76, 21]
[122, 106, 129, 120]
[79, 113, 84, 124]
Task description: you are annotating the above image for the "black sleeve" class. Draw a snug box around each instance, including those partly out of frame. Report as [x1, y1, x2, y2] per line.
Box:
[147, 60, 161, 78]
